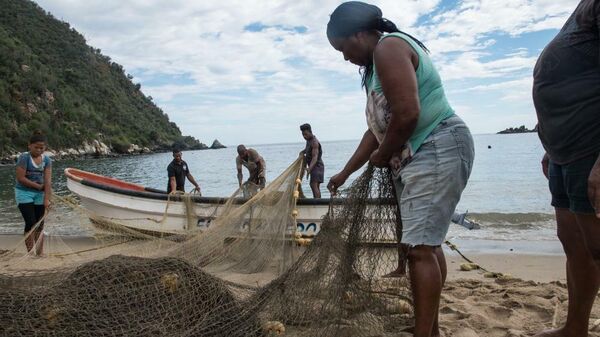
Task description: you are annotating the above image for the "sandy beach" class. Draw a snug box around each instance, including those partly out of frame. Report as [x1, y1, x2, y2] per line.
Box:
[1, 234, 598, 337]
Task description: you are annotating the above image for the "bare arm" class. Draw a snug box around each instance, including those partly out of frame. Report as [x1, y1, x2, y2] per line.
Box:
[342, 130, 379, 176]
[16, 166, 43, 191]
[327, 130, 378, 194]
[370, 37, 420, 165]
[236, 160, 243, 187]
[307, 139, 319, 174]
[169, 176, 177, 194]
[186, 173, 200, 190]
[43, 165, 52, 208]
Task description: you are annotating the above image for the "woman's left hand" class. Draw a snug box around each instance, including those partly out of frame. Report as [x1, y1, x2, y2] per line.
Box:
[369, 149, 389, 168]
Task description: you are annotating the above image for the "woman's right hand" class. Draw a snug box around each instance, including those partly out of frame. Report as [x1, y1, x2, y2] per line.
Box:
[327, 171, 349, 196]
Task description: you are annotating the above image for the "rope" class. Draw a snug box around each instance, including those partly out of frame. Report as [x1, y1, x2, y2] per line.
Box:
[444, 240, 512, 278]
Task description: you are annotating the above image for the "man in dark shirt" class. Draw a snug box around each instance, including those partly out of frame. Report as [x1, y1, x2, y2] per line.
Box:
[167, 149, 201, 195]
[532, 1, 600, 336]
[300, 123, 324, 198]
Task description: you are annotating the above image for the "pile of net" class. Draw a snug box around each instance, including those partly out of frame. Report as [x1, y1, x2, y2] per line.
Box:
[0, 156, 413, 336]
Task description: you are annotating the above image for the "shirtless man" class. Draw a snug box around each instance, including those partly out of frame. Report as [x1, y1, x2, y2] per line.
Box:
[236, 145, 266, 196]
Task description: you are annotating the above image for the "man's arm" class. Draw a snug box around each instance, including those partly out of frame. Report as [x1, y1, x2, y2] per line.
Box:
[236, 158, 243, 187]
[186, 173, 200, 192]
[169, 176, 177, 194]
[307, 139, 319, 175]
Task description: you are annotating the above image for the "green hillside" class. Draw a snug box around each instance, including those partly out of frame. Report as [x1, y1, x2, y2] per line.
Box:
[0, 0, 203, 156]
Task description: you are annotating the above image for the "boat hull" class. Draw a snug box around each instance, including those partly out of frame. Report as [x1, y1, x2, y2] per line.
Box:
[65, 168, 330, 236]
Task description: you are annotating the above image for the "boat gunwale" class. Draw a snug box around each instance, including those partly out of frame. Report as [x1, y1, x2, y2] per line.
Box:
[64, 168, 396, 206]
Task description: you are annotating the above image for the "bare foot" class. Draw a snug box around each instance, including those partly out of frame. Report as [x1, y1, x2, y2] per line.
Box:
[382, 268, 406, 278]
[533, 328, 572, 337]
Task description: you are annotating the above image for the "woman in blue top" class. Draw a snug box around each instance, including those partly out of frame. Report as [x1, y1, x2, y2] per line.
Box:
[326, 2, 474, 336]
[15, 131, 52, 256]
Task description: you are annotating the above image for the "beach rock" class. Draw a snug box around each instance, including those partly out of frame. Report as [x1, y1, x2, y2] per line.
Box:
[92, 140, 111, 156]
[142, 147, 151, 153]
[43, 150, 55, 158]
[21, 64, 30, 72]
[81, 141, 95, 155]
[210, 139, 226, 149]
[127, 143, 141, 154]
[67, 148, 79, 156]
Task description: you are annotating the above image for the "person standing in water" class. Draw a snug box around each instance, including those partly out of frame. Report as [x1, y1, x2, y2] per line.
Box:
[14, 131, 53, 256]
[533, 1, 600, 336]
[300, 123, 325, 198]
[325, 2, 474, 337]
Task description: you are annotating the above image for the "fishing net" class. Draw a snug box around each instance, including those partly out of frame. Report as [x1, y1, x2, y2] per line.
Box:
[0, 155, 413, 336]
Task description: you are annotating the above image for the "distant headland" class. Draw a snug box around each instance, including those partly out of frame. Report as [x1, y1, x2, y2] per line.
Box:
[497, 125, 538, 134]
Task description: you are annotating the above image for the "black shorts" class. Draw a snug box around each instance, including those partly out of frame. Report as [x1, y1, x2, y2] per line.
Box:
[309, 164, 324, 184]
[549, 152, 598, 214]
[18, 203, 45, 233]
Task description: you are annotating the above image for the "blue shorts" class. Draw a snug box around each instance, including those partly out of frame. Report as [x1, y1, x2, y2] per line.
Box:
[15, 187, 44, 205]
[394, 116, 475, 246]
[549, 153, 598, 214]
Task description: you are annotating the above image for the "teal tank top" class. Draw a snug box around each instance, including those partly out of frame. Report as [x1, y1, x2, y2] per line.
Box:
[366, 32, 454, 153]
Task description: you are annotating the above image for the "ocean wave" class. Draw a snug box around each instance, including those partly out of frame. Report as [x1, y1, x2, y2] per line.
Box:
[467, 212, 554, 225]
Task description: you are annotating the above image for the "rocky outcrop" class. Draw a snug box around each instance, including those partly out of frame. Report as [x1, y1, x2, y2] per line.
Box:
[210, 139, 226, 149]
[497, 125, 537, 134]
[127, 144, 141, 154]
[1, 137, 219, 164]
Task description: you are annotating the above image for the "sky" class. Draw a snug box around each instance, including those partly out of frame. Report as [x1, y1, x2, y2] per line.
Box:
[34, 0, 580, 145]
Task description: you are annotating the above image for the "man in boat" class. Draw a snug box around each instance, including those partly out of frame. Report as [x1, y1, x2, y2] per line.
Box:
[236, 145, 266, 197]
[167, 149, 201, 195]
[300, 123, 324, 198]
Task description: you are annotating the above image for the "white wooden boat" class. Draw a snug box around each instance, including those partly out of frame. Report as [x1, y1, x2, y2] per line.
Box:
[64, 168, 330, 236]
[65, 168, 478, 238]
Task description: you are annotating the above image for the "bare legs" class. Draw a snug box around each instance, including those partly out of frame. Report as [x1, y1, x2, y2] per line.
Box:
[534, 209, 600, 337]
[310, 181, 321, 198]
[409, 245, 446, 337]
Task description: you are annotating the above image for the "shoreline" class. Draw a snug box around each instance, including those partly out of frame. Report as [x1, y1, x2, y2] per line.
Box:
[0, 234, 567, 283]
[0, 145, 228, 166]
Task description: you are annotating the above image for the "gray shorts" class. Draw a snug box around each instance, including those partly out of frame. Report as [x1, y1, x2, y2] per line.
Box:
[394, 115, 474, 246]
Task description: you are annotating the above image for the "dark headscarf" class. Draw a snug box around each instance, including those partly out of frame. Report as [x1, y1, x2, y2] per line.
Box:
[327, 1, 428, 52]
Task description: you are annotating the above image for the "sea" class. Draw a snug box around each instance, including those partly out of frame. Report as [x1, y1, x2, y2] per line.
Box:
[0, 133, 563, 254]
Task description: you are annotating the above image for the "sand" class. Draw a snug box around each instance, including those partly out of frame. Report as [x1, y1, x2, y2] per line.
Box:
[1, 234, 599, 337]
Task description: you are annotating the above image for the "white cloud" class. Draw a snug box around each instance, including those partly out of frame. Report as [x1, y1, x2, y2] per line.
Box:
[33, 0, 580, 143]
